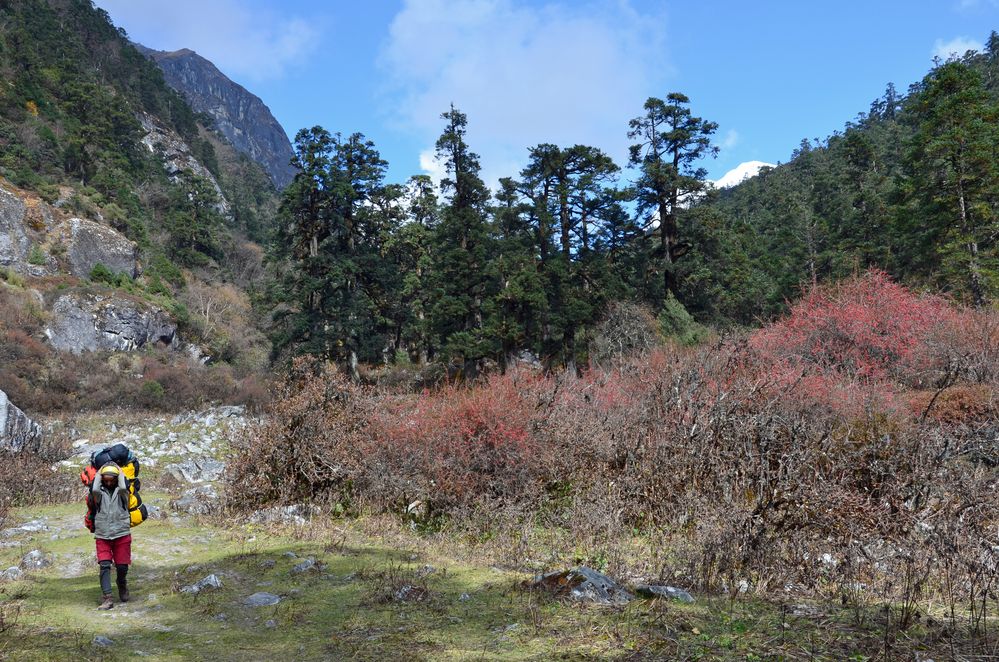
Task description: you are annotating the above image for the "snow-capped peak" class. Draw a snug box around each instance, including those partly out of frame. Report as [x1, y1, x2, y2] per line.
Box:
[711, 160, 776, 189]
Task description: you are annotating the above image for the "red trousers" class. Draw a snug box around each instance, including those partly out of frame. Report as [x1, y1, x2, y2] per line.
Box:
[95, 535, 132, 565]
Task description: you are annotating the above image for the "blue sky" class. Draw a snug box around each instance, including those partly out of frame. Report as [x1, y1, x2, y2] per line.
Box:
[95, 0, 999, 186]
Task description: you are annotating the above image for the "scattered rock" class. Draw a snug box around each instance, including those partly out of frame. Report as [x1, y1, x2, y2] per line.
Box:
[165, 458, 225, 484]
[393, 584, 429, 603]
[635, 585, 695, 603]
[249, 504, 316, 527]
[291, 558, 317, 575]
[180, 574, 223, 594]
[93, 635, 115, 648]
[1, 566, 23, 581]
[528, 567, 634, 606]
[458, 592, 471, 602]
[1, 518, 47, 538]
[259, 560, 276, 569]
[169, 484, 219, 515]
[20, 549, 51, 570]
[415, 564, 436, 578]
[0, 389, 43, 453]
[264, 619, 277, 628]
[244, 592, 281, 607]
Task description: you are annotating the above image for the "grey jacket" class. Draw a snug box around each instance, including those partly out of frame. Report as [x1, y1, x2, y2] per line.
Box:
[91, 472, 130, 540]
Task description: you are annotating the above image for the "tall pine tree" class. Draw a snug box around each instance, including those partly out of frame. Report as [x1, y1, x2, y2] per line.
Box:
[628, 93, 718, 300]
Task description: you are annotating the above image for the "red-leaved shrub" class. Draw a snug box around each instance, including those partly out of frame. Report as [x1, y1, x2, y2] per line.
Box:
[226, 274, 998, 628]
[750, 270, 961, 383]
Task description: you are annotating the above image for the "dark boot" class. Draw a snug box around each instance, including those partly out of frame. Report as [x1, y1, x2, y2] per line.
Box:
[98, 594, 114, 610]
[116, 564, 129, 602]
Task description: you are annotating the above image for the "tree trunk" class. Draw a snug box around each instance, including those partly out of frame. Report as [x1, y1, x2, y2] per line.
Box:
[956, 179, 985, 307]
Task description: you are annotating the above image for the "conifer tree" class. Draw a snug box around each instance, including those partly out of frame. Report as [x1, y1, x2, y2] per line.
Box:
[902, 62, 999, 305]
[628, 93, 718, 299]
[428, 106, 496, 375]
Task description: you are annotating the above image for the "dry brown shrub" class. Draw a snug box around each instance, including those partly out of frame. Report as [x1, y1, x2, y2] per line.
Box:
[224, 295, 998, 622]
[0, 429, 75, 527]
[224, 358, 368, 509]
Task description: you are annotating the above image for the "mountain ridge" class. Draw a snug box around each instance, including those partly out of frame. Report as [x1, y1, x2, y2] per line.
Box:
[135, 44, 297, 190]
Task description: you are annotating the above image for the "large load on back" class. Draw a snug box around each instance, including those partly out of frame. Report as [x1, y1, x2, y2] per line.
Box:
[81, 443, 148, 529]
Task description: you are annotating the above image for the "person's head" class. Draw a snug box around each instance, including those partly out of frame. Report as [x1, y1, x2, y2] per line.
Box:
[99, 464, 120, 487]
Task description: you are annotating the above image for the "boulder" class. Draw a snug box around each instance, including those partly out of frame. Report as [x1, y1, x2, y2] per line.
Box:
[291, 558, 317, 575]
[20, 549, 51, 570]
[180, 573, 223, 594]
[0, 389, 43, 453]
[170, 484, 219, 515]
[165, 458, 225, 484]
[528, 567, 633, 606]
[1, 566, 23, 581]
[393, 584, 430, 603]
[244, 591, 281, 607]
[635, 584, 695, 603]
[53, 217, 139, 279]
[0, 185, 29, 269]
[46, 293, 178, 353]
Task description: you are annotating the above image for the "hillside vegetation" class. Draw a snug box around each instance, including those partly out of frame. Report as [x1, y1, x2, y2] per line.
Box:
[0, 0, 277, 412]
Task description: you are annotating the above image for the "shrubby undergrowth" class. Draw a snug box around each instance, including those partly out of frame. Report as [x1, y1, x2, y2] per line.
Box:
[226, 272, 998, 624]
[0, 283, 267, 413]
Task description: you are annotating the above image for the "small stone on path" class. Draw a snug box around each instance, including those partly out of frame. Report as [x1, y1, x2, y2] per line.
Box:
[244, 592, 281, 607]
[181, 574, 223, 594]
[291, 558, 316, 574]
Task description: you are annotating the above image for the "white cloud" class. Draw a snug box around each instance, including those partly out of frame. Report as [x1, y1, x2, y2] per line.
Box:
[720, 129, 739, 151]
[418, 149, 447, 189]
[379, 0, 671, 186]
[957, 0, 999, 9]
[932, 36, 983, 60]
[94, 0, 322, 82]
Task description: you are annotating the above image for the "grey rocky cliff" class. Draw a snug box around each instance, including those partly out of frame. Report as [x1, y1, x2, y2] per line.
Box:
[0, 389, 43, 453]
[0, 186, 29, 271]
[137, 45, 297, 190]
[1, 182, 139, 279]
[46, 292, 178, 354]
[138, 113, 231, 217]
[53, 217, 140, 279]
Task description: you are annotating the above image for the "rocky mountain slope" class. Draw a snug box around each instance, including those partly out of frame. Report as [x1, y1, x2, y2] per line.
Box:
[136, 45, 297, 190]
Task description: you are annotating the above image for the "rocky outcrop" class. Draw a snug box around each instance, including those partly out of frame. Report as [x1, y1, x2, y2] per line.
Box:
[45, 292, 178, 354]
[528, 567, 634, 606]
[138, 113, 231, 217]
[136, 45, 296, 189]
[1, 182, 140, 279]
[0, 389, 43, 453]
[0, 186, 30, 270]
[53, 217, 139, 278]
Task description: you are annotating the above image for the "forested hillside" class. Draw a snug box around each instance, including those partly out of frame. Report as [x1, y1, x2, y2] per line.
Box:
[0, 0, 277, 412]
[683, 36, 999, 324]
[267, 39, 999, 377]
[2, 0, 997, 385]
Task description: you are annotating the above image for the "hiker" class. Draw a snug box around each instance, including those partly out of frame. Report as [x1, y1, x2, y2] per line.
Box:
[85, 464, 132, 610]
